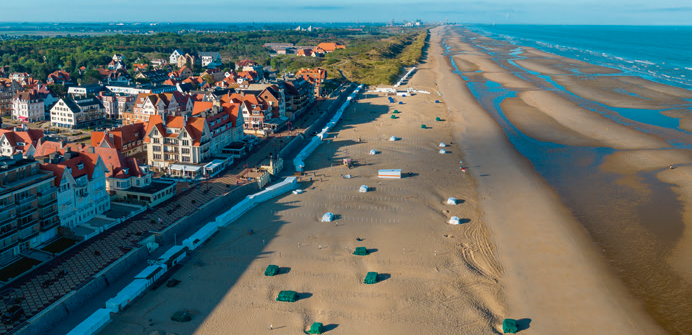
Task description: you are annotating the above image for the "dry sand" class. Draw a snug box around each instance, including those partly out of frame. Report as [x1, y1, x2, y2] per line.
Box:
[99, 48, 505, 334]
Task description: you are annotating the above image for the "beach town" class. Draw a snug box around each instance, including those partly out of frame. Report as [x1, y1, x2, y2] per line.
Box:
[0, 19, 689, 335]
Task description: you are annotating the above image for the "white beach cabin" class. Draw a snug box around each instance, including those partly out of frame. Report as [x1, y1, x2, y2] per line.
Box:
[449, 216, 461, 225]
[439, 143, 446, 147]
[439, 149, 447, 154]
[447, 197, 457, 205]
[389, 136, 398, 142]
[369, 149, 377, 155]
[359, 185, 368, 193]
[321, 212, 334, 222]
[378, 169, 402, 179]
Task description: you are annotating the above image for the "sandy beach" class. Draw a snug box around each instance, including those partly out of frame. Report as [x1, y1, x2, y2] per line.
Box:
[94, 26, 690, 335]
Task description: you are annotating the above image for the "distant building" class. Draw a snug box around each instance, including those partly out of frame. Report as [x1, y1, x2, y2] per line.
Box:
[169, 49, 184, 65]
[296, 68, 327, 96]
[121, 92, 192, 125]
[49, 96, 106, 129]
[198, 52, 222, 68]
[316, 42, 346, 53]
[12, 92, 45, 123]
[91, 123, 147, 156]
[97, 92, 135, 119]
[46, 70, 71, 85]
[0, 125, 44, 159]
[0, 79, 22, 116]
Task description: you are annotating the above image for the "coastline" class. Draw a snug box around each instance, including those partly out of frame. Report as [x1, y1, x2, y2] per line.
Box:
[433, 26, 667, 334]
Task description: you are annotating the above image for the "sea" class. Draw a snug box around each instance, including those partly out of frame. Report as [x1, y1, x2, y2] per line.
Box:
[466, 25, 692, 89]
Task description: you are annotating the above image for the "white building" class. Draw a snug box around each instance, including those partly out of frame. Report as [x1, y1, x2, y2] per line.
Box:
[12, 92, 45, 123]
[198, 52, 222, 68]
[50, 97, 106, 129]
[169, 49, 184, 66]
[40, 147, 110, 229]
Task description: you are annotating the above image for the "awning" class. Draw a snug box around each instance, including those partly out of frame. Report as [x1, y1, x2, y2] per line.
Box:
[204, 160, 224, 171]
[184, 165, 202, 172]
[170, 165, 184, 171]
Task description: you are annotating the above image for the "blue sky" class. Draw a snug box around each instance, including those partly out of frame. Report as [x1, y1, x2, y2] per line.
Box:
[2, 0, 691, 25]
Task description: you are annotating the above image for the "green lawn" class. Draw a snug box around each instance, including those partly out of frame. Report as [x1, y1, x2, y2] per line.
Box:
[41, 238, 79, 254]
[0, 257, 42, 282]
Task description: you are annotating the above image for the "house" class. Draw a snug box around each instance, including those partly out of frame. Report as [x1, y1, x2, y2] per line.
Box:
[226, 92, 272, 132]
[0, 125, 43, 158]
[0, 154, 60, 264]
[296, 68, 327, 97]
[107, 60, 126, 71]
[46, 70, 71, 85]
[97, 92, 135, 119]
[144, 99, 243, 177]
[68, 84, 105, 97]
[39, 147, 110, 230]
[279, 77, 314, 119]
[176, 53, 200, 69]
[87, 146, 176, 207]
[9, 73, 31, 83]
[29, 84, 58, 112]
[106, 69, 133, 85]
[0, 79, 22, 116]
[49, 96, 106, 129]
[105, 83, 177, 96]
[169, 49, 184, 65]
[132, 64, 148, 72]
[92, 123, 147, 156]
[121, 91, 192, 125]
[235, 60, 264, 79]
[236, 71, 258, 83]
[296, 49, 312, 57]
[12, 92, 45, 123]
[151, 59, 168, 68]
[169, 67, 193, 81]
[198, 52, 222, 68]
[135, 70, 169, 84]
[316, 42, 346, 53]
[112, 54, 125, 63]
[203, 68, 225, 82]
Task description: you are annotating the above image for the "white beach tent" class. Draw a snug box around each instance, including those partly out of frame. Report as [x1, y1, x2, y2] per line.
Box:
[378, 169, 402, 179]
[439, 149, 447, 154]
[359, 185, 368, 193]
[439, 143, 446, 147]
[449, 216, 461, 225]
[292, 189, 304, 195]
[389, 136, 398, 142]
[322, 212, 334, 222]
[447, 197, 457, 205]
[369, 149, 377, 155]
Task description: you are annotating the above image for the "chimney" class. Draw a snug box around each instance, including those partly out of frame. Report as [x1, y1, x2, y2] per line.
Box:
[88, 146, 95, 154]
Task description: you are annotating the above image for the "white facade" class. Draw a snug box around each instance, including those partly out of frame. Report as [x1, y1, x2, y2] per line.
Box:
[53, 157, 110, 229]
[169, 50, 183, 65]
[12, 95, 44, 122]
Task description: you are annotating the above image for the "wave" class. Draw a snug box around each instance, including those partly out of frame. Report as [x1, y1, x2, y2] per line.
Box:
[635, 60, 655, 65]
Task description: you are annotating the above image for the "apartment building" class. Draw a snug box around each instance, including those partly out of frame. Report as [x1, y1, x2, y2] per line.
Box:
[0, 125, 44, 159]
[49, 96, 106, 129]
[91, 123, 147, 156]
[39, 147, 110, 229]
[0, 154, 59, 265]
[121, 92, 193, 126]
[0, 79, 22, 117]
[12, 92, 45, 123]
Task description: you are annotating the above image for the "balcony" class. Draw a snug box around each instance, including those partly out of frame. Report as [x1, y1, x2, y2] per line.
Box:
[0, 216, 15, 228]
[38, 195, 57, 207]
[16, 195, 34, 205]
[39, 207, 57, 219]
[38, 188, 57, 196]
[18, 227, 39, 241]
[0, 202, 14, 214]
[40, 216, 60, 231]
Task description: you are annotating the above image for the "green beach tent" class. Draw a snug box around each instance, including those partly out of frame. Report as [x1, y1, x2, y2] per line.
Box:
[265, 265, 279, 276]
[308, 322, 324, 334]
[364, 272, 378, 284]
[353, 247, 369, 256]
[277, 290, 298, 302]
[421, 124, 427, 129]
[391, 115, 397, 119]
[502, 318, 518, 334]
[435, 117, 441, 121]
[393, 110, 400, 114]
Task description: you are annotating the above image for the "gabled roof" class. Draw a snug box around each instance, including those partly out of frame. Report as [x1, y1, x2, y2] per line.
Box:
[91, 123, 146, 151]
[236, 60, 258, 68]
[316, 42, 346, 52]
[144, 114, 208, 146]
[192, 101, 214, 115]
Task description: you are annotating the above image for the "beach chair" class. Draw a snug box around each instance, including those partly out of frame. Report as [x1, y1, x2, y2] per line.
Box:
[264, 265, 279, 276]
[353, 247, 369, 256]
[308, 322, 324, 334]
[364, 272, 378, 284]
[276, 290, 298, 302]
[502, 318, 518, 334]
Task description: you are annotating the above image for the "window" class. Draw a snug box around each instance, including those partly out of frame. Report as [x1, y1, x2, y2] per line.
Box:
[182, 140, 189, 146]
[153, 145, 161, 152]
[181, 148, 190, 154]
[153, 154, 162, 160]
[182, 156, 190, 162]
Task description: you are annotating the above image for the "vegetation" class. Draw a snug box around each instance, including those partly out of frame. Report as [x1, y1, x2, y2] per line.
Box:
[0, 27, 428, 86]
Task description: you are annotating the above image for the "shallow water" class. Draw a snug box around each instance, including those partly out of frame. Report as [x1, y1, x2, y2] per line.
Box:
[443, 28, 692, 334]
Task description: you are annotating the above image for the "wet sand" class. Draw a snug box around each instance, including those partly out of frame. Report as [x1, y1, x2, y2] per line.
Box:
[443, 26, 691, 334]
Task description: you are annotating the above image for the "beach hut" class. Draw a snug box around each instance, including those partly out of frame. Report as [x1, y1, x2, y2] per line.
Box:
[439, 149, 447, 154]
[439, 143, 446, 147]
[308, 322, 325, 334]
[353, 247, 369, 256]
[421, 124, 427, 129]
[364, 272, 378, 284]
[447, 197, 457, 205]
[276, 290, 298, 302]
[449, 216, 461, 225]
[435, 100, 440, 103]
[389, 136, 397, 141]
[369, 149, 377, 155]
[321, 212, 334, 222]
[391, 115, 397, 119]
[378, 169, 401, 179]
[265, 265, 279, 276]
[398, 101, 403, 104]
[436, 117, 442, 121]
[359, 185, 368, 193]
[502, 319, 518, 334]
[393, 110, 400, 114]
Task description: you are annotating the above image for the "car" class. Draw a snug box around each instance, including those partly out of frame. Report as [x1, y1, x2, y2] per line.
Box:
[2, 305, 24, 324]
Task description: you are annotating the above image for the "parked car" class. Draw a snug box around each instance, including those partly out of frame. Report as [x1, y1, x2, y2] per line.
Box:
[2, 305, 24, 324]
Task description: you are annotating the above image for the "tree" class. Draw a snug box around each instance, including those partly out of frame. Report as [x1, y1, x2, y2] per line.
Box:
[83, 69, 102, 85]
[47, 85, 67, 99]
[201, 74, 215, 85]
